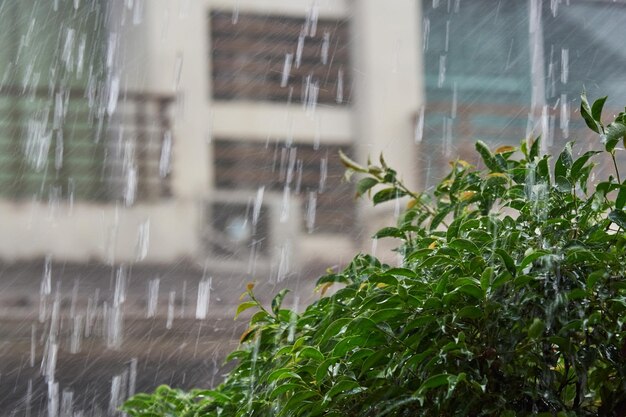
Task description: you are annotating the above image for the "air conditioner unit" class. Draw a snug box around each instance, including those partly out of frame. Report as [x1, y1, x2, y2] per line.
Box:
[201, 190, 301, 278]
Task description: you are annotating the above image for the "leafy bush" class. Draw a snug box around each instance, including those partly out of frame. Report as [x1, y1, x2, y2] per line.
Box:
[123, 96, 626, 416]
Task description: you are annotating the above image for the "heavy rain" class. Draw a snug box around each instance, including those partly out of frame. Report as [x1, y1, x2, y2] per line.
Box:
[1, 0, 626, 415]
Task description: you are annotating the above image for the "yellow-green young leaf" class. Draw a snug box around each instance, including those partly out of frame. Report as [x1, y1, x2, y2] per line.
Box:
[528, 318, 545, 339]
[494, 145, 516, 154]
[234, 301, 258, 320]
[475, 140, 503, 172]
[339, 150, 367, 172]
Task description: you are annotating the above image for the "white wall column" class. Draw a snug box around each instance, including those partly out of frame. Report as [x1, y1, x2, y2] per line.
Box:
[350, 0, 424, 249]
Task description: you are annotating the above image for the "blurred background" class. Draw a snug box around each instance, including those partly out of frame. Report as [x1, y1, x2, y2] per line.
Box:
[1, 0, 625, 415]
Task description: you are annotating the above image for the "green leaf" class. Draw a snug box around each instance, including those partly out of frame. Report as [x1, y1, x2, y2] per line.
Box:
[339, 150, 367, 172]
[373, 227, 405, 239]
[368, 274, 399, 287]
[267, 368, 302, 383]
[373, 188, 406, 205]
[270, 383, 307, 399]
[605, 121, 626, 152]
[608, 209, 626, 230]
[555, 142, 573, 179]
[319, 318, 351, 344]
[581, 92, 601, 133]
[617, 185, 626, 210]
[271, 288, 290, 315]
[448, 238, 480, 255]
[591, 96, 607, 122]
[518, 250, 549, 271]
[457, 306, 482, 320]
[528, 318, 545, 339]
[356, 177, 379, 197]
[495, 248, 516, 275]
[416, 373, 450, 395]
[193, 389, 232, 403]
[570, 151, 599, 181]
[480, 267, 493, 292]
[475, 140, 503, 172]
[529, 136, 541, 160]
[327, 379, 360, 399]
[457, 284, 483, 300]
[234, 301, 258, 320]
[298, 347, 324, 362]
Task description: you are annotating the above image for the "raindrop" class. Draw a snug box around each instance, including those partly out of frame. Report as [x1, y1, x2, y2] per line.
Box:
[443, 117, 453, 157]
[560, 93, 569, 138]
[451, 82, 458, 118]
[280, 185, 291, 223]
[295, 160, 304, 193]
[159, 130, 173, 177]
[60, 389, 73, 417]
[321, 31, 330, 65]
[55, 131, 63, 171]
[561, 48, 569, 84]
[106, 33, 117, 69]
[306, 0, 319, 37]
[306, 192, 317, 233]
[62, 29, 75, 70]
[107, 75, 120, 116]
[336, 67, 344, 104]
[415, 106, 425, 143]
[196, 277, 211, 319]
[280, 53, 293, 87]
[147, 277, 160, 318]
[319, 156, 327, 193]
[285, 147, 297, 185]
[166, 290, 176, 329]
[295, 32, 305, 68]
[438, 54, 446, 88]
[30, 325, 36, 367]
[128, 358, 138, 397]
[136, 220, 150, 261]
[423, 18, 430, 51]
[133, 0, 144, 25]
[232, 0, 239, 24]
[47, 380, 59, 417]
[70, 314, 83, 354]
[252, 186, 265, 227]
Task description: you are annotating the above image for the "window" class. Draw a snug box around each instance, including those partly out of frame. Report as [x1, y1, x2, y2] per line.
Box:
[213, 139, 354, 234]
[0, 1, 173, 203]
[210, 11, 351, 105]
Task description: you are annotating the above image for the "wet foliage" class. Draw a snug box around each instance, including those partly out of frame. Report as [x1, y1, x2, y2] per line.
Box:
[123, 96, 626, 416]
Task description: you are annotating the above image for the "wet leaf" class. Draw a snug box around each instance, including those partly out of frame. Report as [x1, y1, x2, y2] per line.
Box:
[234, 301, 258, 320]
[528, 318, 545, 339]
[608, 209, 626, 230]
[356, 177, 379, 197]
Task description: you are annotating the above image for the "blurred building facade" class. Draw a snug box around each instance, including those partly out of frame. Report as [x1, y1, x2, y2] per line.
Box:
[0, 0, 422, 277]
[2, 0, 626, 415]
